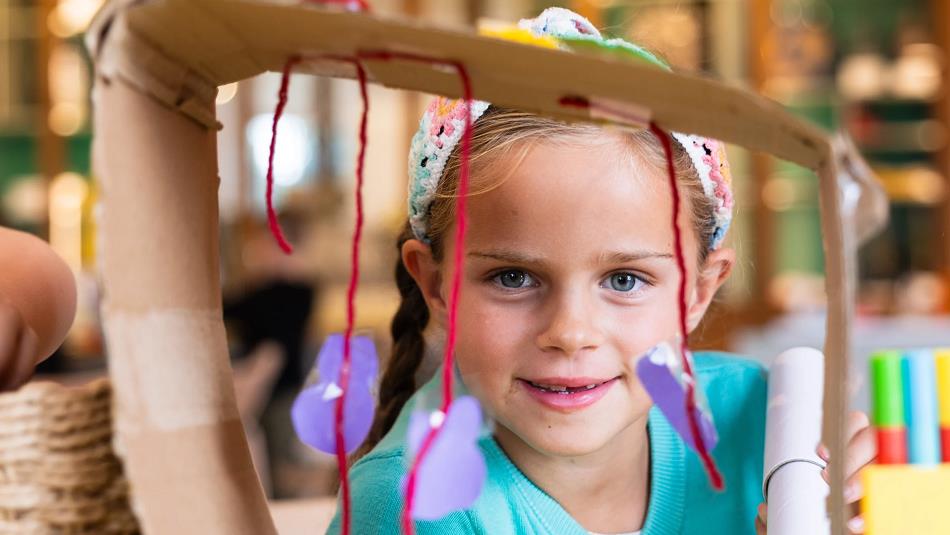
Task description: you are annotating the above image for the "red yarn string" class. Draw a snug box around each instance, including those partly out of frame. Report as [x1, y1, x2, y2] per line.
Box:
[330, 60, 370, 535]
[267, 49, 473, 532]
[303, 0, 372, 12]
[648, 122, 724, 491]
[267, 52, 372, 533]
[354, 50, 473, 535]
[265, 56, 302, 254]
[559, 95, 724, 490]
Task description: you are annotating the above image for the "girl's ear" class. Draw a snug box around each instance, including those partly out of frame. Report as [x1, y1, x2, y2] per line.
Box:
[401, 239, 447, 326]
[686, 247, 735, 332]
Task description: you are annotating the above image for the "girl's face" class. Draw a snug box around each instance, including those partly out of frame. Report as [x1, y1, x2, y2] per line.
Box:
[404, 136, 733, 458]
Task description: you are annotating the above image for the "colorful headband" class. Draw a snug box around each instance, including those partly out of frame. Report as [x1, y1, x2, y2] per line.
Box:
[408, 7, 734, 249]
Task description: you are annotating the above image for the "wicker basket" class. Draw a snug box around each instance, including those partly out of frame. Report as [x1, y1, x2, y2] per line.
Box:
[0, 379, 139, 534]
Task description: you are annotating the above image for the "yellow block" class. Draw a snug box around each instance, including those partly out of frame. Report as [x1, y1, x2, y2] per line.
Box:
[862, 464, 950, 534]
[936, 349, 950, 426]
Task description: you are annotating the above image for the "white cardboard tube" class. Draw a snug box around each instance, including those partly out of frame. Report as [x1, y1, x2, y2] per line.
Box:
[764, 347, 830, 534]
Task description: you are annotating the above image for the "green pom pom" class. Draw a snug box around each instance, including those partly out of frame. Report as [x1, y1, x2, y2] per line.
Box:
[558, 35, 671, 71]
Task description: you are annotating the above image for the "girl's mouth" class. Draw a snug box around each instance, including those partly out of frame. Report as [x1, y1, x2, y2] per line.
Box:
[517, 376, 619, 412]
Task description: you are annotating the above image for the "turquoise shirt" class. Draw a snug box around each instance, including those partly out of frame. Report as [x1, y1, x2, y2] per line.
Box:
[327, 352, 767, 534]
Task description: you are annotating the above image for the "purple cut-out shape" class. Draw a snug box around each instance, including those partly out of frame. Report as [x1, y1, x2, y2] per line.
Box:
[404, 396, 486, 521]
[636, 344, 718, 452]
[291, 334, 378, 454]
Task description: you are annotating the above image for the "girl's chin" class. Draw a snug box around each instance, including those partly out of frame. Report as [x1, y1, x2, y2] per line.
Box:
[528, 434, 617, 458]
[500, 420, 621, 458]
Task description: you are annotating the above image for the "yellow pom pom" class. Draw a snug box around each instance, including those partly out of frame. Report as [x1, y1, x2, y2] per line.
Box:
[477, 23, 560, 49]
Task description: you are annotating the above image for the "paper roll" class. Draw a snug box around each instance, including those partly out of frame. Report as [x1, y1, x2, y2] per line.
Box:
[764, 347, 830, 535]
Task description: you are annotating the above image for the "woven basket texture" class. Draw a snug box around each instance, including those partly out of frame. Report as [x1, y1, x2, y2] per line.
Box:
[0, 379, 139, 534]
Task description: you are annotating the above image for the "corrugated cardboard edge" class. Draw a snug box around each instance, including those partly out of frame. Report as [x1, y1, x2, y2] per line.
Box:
[87, 5, 220, 130]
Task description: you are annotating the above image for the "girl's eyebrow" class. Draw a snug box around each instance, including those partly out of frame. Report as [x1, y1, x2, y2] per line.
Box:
[468, 249, 541, 264]
[599, 250, 674, 264]
[467, 249, 673, 265]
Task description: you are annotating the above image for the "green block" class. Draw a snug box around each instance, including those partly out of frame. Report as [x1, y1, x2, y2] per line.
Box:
[871, 350, 905, 427]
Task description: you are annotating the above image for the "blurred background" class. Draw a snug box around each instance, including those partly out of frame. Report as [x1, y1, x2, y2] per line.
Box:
[2, 0, 950, 501]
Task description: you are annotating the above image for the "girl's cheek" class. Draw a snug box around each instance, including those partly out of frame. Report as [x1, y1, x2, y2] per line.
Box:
[457, 299, 527, 365]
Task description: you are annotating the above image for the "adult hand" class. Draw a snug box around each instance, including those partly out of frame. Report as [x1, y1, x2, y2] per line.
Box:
[0, 295, 39, 391]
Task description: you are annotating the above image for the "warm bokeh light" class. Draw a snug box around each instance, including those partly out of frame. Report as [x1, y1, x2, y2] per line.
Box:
[837, 53, 888, 101]
[49, 172, 89, 272]
[49, 102, 82, 136]
[2, 177, 47, 225]
[47, 43, 87, 136]
[48, 0, 105, 38]
[891, 43, 942, 100]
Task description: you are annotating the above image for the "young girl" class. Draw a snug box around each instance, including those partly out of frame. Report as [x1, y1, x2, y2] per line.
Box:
[328, 8, 873, 534]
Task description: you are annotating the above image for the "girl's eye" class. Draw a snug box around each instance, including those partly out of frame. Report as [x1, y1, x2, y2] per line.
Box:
[494, 270, 535, 289]
[605, 272, 645, 293]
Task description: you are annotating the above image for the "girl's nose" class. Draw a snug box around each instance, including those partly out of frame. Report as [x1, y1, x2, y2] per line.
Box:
[535, 289, 603, 356]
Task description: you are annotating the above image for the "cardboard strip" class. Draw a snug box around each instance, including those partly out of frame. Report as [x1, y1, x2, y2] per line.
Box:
[121, 420, 277, 534]
[85, 0, 828, 168]
[817, 151, 851, 534]
[88, 12, 220, 130]
[103, 309, 238, 431]
[92, 37, 276, 534]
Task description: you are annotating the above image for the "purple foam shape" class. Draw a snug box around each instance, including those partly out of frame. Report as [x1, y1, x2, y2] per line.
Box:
[291, 334, 378, 454]
[404, 396, 486, 521]
[636, 344, 718, 452]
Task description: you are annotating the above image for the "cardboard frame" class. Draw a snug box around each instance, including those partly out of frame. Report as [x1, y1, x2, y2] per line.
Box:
[86, 1, 883, 533]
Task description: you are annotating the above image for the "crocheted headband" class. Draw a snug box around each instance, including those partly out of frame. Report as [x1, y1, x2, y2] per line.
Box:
[408, 7, 734, 249]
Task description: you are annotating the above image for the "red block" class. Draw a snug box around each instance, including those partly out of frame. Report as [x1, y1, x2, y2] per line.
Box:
[942, 427, 950, 463]
[877, 427, 908, 465]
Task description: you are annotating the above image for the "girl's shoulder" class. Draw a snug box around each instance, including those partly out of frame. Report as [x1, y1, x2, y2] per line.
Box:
[692, 351, 768, 404]
[674, 352, 768, 535]
[692, 350, 767, 377]
[691, 350, 768, 427]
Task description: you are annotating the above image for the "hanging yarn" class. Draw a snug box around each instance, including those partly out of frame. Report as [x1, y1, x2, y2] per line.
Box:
[264, 56, 302, 254]
[354, 50, 478, 534]
[281, 48, 724, 535]
[648, 121, 725, 491]
[282, 54, 373, 535]
[335, 60, 371, 535]
[278, 51, 478, 534]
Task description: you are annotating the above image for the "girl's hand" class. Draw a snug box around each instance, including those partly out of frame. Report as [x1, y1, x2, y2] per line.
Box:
[755, 411, 876, 535]
[0, 296, 38, 391]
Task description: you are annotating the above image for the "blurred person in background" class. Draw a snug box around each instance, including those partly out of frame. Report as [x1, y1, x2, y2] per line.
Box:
[224, 213, 317, 498]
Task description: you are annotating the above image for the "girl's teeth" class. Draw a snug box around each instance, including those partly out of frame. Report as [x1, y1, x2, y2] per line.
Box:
[529, 381, 600, 393]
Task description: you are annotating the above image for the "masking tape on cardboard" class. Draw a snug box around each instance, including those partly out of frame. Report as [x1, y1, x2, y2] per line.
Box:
[90, 11, 220, 130]
[103, 307, 238, 433]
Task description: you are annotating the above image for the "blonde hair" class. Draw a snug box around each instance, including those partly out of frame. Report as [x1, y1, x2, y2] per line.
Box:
[359, 106, 717, 457]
